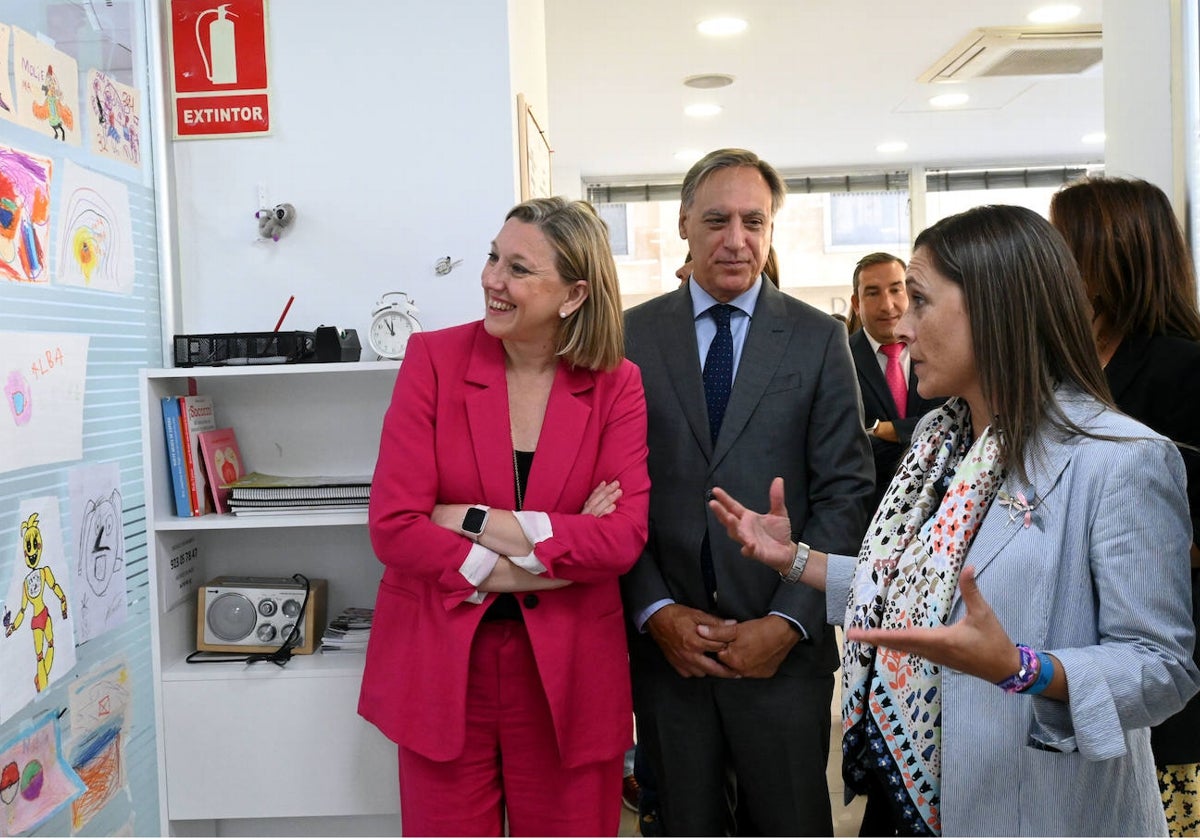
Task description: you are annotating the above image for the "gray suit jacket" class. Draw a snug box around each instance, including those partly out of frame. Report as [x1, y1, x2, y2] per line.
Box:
[826, 390, 1200, 836]
[625, 280, 874, 675]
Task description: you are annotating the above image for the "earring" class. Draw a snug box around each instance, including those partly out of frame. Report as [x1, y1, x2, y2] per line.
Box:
[559, 311, 568, 319]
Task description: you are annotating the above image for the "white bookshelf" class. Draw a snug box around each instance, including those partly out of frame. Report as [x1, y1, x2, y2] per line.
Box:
[139, 362, 403, 835]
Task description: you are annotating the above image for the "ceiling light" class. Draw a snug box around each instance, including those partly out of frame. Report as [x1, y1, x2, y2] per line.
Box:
[674, 149, 703, 164]
[684, 103, 722, 118]
[684, 73, 735, 89]
[697, 17, 747, 37]
[929, 92, 970, 108]
[1081, 131, 1106, 144]
[876, 141, 908, 154]
[1027, 4, 1081, 24]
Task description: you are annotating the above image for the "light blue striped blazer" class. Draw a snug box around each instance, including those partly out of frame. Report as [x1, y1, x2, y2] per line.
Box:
[826, 389, 1199, 837]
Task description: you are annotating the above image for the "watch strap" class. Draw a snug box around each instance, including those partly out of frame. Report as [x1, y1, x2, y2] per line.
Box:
[781, 541, 810, 584]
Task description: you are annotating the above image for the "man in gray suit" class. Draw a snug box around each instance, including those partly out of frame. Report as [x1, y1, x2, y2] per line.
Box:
[623, 148, 874, 835]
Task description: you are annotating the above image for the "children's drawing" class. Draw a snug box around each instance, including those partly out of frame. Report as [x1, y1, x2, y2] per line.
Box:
[67, 659, 131, 832]
[0, 25, 16, 123]
[53, 161, 135, 294]
[69, 463, 128, 643]
[12, 28, 80, 146]
[5, 512, 69, 693]
[0, 712, 86, 835]
[0, 144, 52, 284]
[88, 70, 141, 169]
[1, 497, 77, 725]
[68, 658, 131, 740]
[0, 332, 89, 475]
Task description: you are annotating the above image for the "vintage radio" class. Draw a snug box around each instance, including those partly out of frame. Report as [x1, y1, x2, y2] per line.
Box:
[197, 576, 327, 655]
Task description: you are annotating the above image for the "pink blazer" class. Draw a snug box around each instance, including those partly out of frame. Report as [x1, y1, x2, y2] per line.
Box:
[358, 321, 650, 767]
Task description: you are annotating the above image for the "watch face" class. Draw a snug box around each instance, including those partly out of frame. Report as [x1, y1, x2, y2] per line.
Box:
[369, 311, 414, 359]
[462, 506, 487, 535]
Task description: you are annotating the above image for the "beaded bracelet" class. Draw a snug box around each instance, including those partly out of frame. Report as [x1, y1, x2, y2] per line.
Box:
[1023, 652, 1055, 695]
[995, 643, 1040, 693]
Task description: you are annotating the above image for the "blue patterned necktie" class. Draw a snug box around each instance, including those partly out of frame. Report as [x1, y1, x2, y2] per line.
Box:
[703, 304, 736, 444]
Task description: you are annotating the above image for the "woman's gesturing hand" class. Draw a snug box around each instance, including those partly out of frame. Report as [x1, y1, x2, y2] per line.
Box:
[708, 477, 796, 576]
[844, 566, 1024, 685]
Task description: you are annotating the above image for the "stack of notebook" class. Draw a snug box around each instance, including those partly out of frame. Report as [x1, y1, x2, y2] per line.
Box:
[320, 606, 374, 654]
[226, 472, 371, 515]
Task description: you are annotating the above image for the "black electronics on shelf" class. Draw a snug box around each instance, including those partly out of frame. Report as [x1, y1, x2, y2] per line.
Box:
[174, 331, 316, 367]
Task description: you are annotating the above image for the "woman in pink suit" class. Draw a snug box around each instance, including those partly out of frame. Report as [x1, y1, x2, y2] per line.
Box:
[359, 197, 650, 836]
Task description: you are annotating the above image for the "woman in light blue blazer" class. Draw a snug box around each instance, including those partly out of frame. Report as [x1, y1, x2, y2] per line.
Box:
[709, 204, 1200, 837]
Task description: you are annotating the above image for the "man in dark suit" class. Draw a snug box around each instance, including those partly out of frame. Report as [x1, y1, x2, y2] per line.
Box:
[623, 148, 874, 836]
[848, 252, 944, 512]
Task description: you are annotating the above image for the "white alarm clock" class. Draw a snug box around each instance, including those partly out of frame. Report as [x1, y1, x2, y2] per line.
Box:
[368, 292, 422, 360]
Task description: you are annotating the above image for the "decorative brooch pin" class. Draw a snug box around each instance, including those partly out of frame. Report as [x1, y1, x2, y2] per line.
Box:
[998, 490, 1037, 529]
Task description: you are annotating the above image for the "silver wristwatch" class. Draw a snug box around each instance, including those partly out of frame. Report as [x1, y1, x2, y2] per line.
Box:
[782, 541, 810, 584]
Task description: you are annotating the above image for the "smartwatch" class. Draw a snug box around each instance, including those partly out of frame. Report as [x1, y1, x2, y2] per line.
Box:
[866, 418, 881, 435]
[461, 505, 490, 541]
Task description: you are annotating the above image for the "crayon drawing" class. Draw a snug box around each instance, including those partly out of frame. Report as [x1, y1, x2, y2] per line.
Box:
[67, 659, 132, 832]
[0, 332, 89, 475]
[0, 145, 52, 284]
[0, 712, 85, 835]
[1, 496, 77, 726]
[53, 161, 135, 294]
[69, 463, 127, 643]
[0, 25, 16, 124]
[12, 28, 80, 146]
[88, 70, 141, 169]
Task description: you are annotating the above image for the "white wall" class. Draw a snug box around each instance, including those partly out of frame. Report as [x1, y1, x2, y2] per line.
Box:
[170, 0, 538, 342]
[1103, 0, 1185, 206]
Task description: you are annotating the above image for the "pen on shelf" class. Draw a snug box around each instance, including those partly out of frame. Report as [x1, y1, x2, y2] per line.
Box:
[273, 295, 295, 332]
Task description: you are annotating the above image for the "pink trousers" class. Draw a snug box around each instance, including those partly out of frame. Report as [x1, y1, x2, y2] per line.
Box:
[397, 619, 623, 836]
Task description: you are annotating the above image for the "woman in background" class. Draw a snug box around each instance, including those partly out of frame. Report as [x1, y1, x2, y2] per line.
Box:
[1051, 176, 1200, 836]
[360, 197, 650, 836]
[709, 204, 1198, 836]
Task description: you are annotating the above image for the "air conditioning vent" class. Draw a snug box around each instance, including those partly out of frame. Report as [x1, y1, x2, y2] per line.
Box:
[919, 25, 1102, 83]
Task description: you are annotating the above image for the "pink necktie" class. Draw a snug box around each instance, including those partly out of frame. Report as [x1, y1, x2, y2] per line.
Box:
[881, 342, 907, 419]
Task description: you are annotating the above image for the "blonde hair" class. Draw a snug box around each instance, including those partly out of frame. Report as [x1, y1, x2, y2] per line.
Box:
[505, 197, 625, 371]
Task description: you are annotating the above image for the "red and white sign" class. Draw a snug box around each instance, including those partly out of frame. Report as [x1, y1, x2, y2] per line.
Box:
[169, 0, 271, 138]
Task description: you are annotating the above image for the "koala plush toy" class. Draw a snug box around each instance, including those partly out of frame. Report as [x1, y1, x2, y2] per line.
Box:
[256, 203, 296, 241]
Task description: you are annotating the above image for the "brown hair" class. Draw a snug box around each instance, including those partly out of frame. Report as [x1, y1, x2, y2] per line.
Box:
[852, 252, 906, 295]
[505, 197, 625, 371]
[913, 205, 1112, 480]
[1049, 177, 1200, 341]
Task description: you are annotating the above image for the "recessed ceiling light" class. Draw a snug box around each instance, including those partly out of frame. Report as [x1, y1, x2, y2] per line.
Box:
[1081, 131, 1106, 144]
[697, 17, 747, 37]
[674, 149, 704, 164]
[684, 103, 722, 118]
[876, 141, 908, 154]
[684, 73, 735, 89]
[929, 92, 970, 108]
[1028, 4, 1081, 24]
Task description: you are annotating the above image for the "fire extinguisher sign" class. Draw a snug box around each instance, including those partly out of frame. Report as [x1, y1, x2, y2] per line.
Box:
[169, 0, 271, 138]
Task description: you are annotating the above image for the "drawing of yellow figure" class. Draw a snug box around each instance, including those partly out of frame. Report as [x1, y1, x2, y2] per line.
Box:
[3, 513, 69, 692]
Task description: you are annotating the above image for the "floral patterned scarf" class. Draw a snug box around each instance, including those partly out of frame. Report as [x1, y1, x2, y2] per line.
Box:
[841, 398, 1005, 835]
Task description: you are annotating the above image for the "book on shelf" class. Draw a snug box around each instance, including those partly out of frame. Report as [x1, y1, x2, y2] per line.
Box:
[178, 394, 217, 516]
[227, 495, 369, 508]
[226, 472, 373, 502]
[229, 503, 369, 517]
[160, 397, 192, 517]
[321, 606, 373, 653]
[197, 427, 245, 515]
